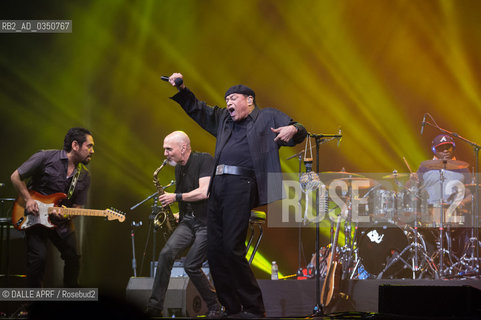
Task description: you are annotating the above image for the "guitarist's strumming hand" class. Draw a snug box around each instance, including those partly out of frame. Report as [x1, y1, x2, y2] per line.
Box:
[25, 198, 39, 216]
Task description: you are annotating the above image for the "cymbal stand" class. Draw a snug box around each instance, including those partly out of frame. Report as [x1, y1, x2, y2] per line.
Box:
[340, 185, 355, 279]
[439, 166, 446, 275]
[452, 180, 481, 277]
[456, 161, 481, 277]
[411, 189, 422, 277]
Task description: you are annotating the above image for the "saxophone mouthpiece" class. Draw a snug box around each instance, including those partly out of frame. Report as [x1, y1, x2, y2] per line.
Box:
[162, 159, 168, 165]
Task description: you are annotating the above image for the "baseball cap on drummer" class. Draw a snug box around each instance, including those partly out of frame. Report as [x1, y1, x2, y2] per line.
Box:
[432, 134, 455, 153]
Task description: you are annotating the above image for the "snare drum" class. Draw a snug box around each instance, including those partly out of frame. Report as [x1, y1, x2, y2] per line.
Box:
[396, 187, 428, 225]
[369, 189, 396, 222]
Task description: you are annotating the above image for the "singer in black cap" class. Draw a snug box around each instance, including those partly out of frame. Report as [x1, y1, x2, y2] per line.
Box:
[164, 73, 307, 318]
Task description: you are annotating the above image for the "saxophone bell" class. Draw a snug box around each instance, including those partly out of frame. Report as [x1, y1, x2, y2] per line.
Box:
[152, 159, 177, 232]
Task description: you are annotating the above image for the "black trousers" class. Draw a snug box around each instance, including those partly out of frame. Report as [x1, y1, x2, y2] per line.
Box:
[207, 175, 265, 315]
[25, 226, 80, 288]
[148, 215, 218, 311]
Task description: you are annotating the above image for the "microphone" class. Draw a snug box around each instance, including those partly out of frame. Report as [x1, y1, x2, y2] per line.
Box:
[420, 114, 426, 135]
[161, 76, 183, 87]
[164, 180, 176, 189]
[299, 158, 321, 192]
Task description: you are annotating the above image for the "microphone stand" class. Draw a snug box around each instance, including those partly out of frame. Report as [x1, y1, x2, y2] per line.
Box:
[424, 119, 480, 276]
[130, 191, 159, 211]
[308, 131, 342, 316]
[130, 221, 143, 277]
[129, 181, 175, 277]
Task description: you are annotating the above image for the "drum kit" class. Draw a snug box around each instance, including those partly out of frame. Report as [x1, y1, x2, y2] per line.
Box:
[309, 160, 481, 280]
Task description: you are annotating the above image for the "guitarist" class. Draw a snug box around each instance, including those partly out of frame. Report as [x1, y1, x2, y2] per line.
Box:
[10, 127, 95, 288]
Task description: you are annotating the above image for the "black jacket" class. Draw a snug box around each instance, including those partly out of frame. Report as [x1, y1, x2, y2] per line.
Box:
[171, 87, 307, 205]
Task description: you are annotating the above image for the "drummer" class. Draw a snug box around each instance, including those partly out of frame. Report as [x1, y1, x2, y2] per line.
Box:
[414, 134, 472, 212]
[411, 134, 472, 256]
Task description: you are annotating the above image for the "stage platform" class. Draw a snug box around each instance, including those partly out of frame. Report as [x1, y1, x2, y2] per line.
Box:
[125, 276, 481, 318]
[259, 278, 481, 317]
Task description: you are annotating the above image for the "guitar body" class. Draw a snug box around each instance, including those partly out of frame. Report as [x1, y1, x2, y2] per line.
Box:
[12, 190, 125, 230]
[12, 191, 67, 230]
[320, 256, 342, 307]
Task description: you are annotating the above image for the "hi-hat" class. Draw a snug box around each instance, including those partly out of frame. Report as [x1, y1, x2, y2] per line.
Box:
[337, 177, 377, 188]
[420, 159, 469, 170]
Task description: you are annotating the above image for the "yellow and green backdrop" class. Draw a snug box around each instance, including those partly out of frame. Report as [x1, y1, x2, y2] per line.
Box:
[1, 0, 481, 295]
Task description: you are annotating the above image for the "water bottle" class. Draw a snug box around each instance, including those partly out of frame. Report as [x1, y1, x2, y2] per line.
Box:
[271, 261, 279, 280]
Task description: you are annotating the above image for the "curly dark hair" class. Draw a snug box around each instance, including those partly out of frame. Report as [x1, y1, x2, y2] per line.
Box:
[63, 127, 92, 152]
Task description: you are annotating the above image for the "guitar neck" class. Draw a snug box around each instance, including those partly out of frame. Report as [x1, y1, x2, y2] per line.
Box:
[332, 215, 342, 252]
[48, 207, 106, 217]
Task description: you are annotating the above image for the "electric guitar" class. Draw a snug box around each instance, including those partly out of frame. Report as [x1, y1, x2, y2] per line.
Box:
[12, 190, 125, 230]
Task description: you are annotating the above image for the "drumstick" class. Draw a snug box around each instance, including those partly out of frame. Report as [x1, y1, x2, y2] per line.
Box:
[402, 156, 413, 174]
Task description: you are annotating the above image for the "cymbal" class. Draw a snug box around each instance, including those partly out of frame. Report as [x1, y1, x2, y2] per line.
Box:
[319, 171, 364, 182]
[337, 177, 377, 188]
[465, 184, 481, 189]
[420, 159, 469, 171]
[382, 173, 410, 180]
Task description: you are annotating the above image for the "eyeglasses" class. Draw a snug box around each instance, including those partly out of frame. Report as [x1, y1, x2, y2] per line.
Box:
[435, 144, 453, 152]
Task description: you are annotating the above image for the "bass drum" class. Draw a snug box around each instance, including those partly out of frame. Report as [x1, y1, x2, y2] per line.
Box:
[357, 223, 410, 277]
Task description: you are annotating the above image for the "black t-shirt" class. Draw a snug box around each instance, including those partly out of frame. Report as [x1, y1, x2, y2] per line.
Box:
[217, 117, 254, 169]
[175, 152, 214, 224]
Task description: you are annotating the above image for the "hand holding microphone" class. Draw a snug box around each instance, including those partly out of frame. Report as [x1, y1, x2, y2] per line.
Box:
[161, 73, 184, 89]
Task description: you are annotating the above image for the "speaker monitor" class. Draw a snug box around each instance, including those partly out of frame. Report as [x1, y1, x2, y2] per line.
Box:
[125, 276, 208, 317]
[379, 285, 481, 317]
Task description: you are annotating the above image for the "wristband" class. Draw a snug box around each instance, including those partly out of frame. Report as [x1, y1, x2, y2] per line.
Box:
[175, 193, 182, 202]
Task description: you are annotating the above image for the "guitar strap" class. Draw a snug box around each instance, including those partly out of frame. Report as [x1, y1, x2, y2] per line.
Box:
[67, 163, 82, 200]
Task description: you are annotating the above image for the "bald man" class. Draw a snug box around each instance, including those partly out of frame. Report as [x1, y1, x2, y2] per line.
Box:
[146, 131, 222, 317]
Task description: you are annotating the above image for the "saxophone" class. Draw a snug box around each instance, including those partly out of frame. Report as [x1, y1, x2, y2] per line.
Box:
[153, 159, 177, 232]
